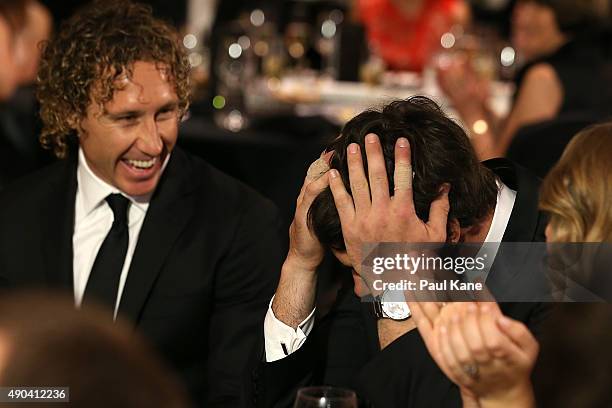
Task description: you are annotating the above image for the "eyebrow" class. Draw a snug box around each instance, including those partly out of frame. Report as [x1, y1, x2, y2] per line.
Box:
[104, 101, 180, 119]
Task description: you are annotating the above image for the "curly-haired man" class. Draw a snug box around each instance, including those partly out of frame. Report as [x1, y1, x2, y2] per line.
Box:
[0, 1, 283, 406]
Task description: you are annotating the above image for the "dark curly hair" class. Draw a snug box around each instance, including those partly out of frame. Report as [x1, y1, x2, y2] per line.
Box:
[36, 0, 191, 158]
[308, 96, 499, 250]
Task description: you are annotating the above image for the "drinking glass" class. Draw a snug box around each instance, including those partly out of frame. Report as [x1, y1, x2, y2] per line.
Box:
[293, 386, 357, 408]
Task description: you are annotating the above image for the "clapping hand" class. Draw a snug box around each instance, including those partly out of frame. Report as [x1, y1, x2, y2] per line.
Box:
[409, 301, 538, 408]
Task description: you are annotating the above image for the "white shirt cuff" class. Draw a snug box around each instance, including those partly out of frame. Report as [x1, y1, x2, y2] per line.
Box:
[263, 295, 316, 362]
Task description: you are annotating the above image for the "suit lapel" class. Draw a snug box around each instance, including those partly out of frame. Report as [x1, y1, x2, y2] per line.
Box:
[483, 159, 547, 294]
[41, 157, 77, 290]
[117, 148, 197, 324]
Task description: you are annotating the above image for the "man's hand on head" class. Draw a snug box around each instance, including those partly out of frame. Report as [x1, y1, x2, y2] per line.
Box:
[327, 133, 451, 280]
[272, 152, 332, 329]
[286, 151, 333, 272]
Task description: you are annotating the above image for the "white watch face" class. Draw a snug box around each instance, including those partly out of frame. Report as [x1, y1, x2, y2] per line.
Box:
[381, 301, 411, 320]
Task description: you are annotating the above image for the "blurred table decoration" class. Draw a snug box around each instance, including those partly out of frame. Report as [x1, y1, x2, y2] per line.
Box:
[245, 70, 513, 127]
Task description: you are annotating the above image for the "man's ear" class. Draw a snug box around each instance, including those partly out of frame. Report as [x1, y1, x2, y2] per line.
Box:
[447, 218, 461, 243]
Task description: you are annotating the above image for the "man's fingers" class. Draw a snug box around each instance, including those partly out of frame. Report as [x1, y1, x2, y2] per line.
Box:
[478, 302, 502, 316]
[305, 152, 332, 182]
[328, 169, 356, 225]
[439, 322, 475, 387]
[497, 316, 539, 359]
[299, 171, 331, 217]
[408, 301, 431, 328]
[364, 133, 390, 206]
[419, 302, 443, 324]
[448, 314, 476, 375]
[460, 303, 489, 364]
[298, 151, 333, 202]
[426, 184, 451, 240]
[346, 143, 371, 212]
[478, 305, 513, 359]
[392, 137, 414, 208]
[408, 301, 434, 341]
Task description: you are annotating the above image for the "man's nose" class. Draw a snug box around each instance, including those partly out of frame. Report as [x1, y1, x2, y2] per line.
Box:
[138, 116, 163, 155]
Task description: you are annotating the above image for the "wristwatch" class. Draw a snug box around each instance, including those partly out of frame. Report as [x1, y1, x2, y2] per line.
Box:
[372, 289, 411, 321]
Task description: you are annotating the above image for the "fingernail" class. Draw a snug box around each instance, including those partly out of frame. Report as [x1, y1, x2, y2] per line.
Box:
[365, 133, 377, 144]
[397, 137, 408, 148]
[329, 169, 339, 179]
[440, 183, 450, 194]
[452, 314, 460, 324]
[468, 303, 477, 313]
[348, 143, 358, 154]
[480, 303, 490, 313]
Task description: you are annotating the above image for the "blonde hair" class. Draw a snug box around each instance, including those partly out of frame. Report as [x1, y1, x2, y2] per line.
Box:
[540, 122, 612, 242]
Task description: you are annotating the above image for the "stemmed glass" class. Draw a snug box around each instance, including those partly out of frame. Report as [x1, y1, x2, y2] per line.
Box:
[293, 386, 358, 408]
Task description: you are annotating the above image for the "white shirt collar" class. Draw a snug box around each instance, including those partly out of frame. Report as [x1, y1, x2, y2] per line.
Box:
[484, 180, 517, 242]
[77, 148, 168, 216]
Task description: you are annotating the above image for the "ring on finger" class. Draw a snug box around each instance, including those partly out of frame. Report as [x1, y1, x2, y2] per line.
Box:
[462, 363, 479, 380]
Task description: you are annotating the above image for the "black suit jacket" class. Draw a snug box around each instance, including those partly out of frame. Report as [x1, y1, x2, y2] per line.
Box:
[0, 147, 284, 407]
[252, 159, 549, 408]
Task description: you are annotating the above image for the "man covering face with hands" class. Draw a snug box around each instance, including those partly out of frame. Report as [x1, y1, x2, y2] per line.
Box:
[253, 97, 549, 408]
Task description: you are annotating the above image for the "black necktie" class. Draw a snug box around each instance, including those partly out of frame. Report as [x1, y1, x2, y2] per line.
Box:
[82, 194, 130, 311]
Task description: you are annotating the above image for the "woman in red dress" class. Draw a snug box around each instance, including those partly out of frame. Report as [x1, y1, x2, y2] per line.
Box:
[358, 0, 470, 72]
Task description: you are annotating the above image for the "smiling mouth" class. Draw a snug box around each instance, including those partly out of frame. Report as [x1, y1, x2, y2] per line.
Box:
[122, 157, 157, 170]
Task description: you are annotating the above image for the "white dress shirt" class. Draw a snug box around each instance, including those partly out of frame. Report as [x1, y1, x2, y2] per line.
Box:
[472, 180, 517, 281]
[263, 181, 517, 362]
[72, 148, 168, 316]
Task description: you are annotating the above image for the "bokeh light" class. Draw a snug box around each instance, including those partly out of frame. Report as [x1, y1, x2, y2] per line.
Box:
[250, 9, 265, 27]
[228, 43, 242, 59]
[212, 95, 226, 110]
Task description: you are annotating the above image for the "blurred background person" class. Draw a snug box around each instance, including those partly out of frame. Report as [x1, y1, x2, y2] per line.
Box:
[0, 0, 52, 190]
[438, 0, 612, 161]
[511, 0, 566, 64]
[539, 122, 612, 301]
[0, 0, 21, 101]
[539, 122, 612, 244]
[13, 0, 52, 86]
[0, 292, 191, 408]
[0, 0, 28, 189]
[357, 0, 471, 72]
[533, 303, 612, 408]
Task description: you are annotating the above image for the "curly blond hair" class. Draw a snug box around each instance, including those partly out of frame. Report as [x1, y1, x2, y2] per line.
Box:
[36, 0, 191, 158]
[540, 122, 612, 242]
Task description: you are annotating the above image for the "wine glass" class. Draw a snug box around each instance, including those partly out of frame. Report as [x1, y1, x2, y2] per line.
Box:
[293, 386, 358, 408]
